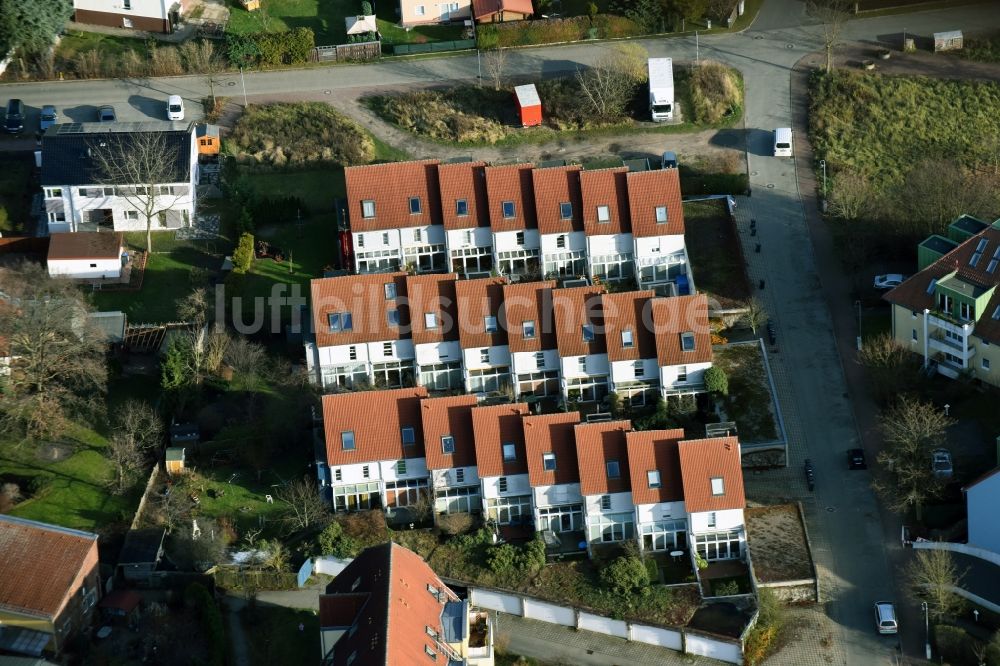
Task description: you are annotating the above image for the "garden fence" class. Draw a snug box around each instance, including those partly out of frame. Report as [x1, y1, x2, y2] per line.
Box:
[311, 41, 381, 63]
[392, 39, 476, 55]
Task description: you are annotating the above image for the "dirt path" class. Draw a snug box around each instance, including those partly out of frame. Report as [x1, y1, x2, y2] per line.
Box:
[838, 39, 1000, 81]
[246, 84, 748, 168]
[224, 596, 251, 666]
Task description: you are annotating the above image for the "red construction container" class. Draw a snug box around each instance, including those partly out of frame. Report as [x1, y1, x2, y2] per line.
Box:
[514, 84, 542, 128]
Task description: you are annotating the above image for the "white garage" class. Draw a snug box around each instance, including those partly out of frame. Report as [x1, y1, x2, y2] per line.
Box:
[48, 231, 125, 280]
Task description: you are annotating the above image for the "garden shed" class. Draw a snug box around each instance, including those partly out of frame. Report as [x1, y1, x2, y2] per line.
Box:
[165, 447, 186, 475]
[513, 84, 542, 128]
[933, 30, 963, 52]
[195, 124, 220, 157]
[117, 528, 166, 586]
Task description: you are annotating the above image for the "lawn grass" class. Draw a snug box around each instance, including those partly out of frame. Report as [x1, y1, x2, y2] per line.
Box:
[684, 199, 750, 309]
[809, 70, 1000, 191]
[375, 18, 465, 46]
[0, 424, 138, 531]
[241, 606, 320, 666]
[0, 153, 34, 233]
[226, 0, 352, 44]
[55, 30, 150, 61]
[239, 167, 346, 213]
[179, 462, 294, 536]
[713, 342, 780, 443]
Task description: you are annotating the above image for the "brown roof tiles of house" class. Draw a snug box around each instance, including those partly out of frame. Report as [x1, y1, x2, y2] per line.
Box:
[471, 402, 530, 477]
[404, 273, 460, 345]
[553, 285, 607, 357]
[626, 169, 685, 238]
[651, 294, 712, 367]
[319, 542, 459, 666]
[677, 437, 745, 513]
[502, 280, 557, 353]
[531, 165, 583, 236]
[0, 515, 98, 619]
[455, 277, 509, 349]
[484, 163, 536, 232]
[472, 0, 534, 21]
[438, 161, 489, 231]
[345, 159, 442, 232]
[47, 231, 123, 260]
[311, 273, 409, 348]
[574, 420, 632, 495]
[322, 387, 428, 467]
[601, 291, 656, 362]
[421, 395, 479, 470]
[523, 412, 582, 487]
[580, 167, 631, 235]
[626, 429, 686, 505]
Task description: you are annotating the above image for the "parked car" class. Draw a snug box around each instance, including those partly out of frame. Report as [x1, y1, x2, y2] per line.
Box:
[931, 448, 953, 479]
[39, 105, 58, 131]
[848, 448, 867, 470]
[874, 274, 907, 289]
[661, 151, 678, 169]
[166, 95, 184, 121]
[766, 320, 777, 347]
[97, 105, 117, 123]
[4, 98, 24, 134]
[874, 601, 898, 635]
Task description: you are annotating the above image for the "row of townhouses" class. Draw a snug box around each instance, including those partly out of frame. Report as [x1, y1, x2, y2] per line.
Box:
[317, 388, 746, 563]
[305, 274, 713, 406]
[344, 159, 692, 295]
[40, 122, 199, 235]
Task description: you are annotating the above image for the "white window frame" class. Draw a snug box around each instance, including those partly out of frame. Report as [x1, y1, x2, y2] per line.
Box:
[362, 200, 376, 218]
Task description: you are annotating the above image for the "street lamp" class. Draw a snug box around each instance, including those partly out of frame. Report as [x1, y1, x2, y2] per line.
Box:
[819, 159, 827, 198]
[944, 404, 951, 417]
[855, 299, 862, 351]
[921, 601, 930, 660]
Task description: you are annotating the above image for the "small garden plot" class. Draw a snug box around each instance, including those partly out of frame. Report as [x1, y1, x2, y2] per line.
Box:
[684, 198, 750, 309]
[242, 606, 321, 666]
[745, 504, 813, 583]
[0, 153, 34, 233]
[713, 342, 780, 443]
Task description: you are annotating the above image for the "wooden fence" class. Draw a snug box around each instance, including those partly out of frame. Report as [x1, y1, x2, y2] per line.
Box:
[310, 41, 381, 63]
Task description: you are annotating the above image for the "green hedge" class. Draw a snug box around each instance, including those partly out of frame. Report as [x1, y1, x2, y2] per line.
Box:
[215, 568, 298, 591]
[226, 28, 315, 68]
[476, 15, 643, 49]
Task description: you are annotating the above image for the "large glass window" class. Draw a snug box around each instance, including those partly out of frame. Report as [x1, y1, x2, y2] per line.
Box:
[332, 481, 381, 512]
[372, 360, 415, 389]
[537, 504, 583, 532]
[589, 253, 634, 282]
[485, 495, 532, 525]
[403, 244, 446, 273]
[587, 510, 634, 544]
[419, 361, 463, 391]
[516, 370, 559, 398]
[566, 375, 609, 403]
[321, 364, 368, 390]
[467, 366, 511, 394]
[435, 485, 481, 514]
[640, 520, 687, 551]
[694, 530, 742, 561]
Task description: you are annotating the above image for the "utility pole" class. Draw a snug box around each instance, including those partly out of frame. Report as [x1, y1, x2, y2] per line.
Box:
[240, 67, 248, 107]
[921, 602, 930, 660]
[819, 159, 827, 198]
[695, 31, 700, 65]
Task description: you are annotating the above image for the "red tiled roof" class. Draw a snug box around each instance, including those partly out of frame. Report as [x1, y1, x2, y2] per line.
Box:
[502, 280, 557, 353]
[626, 169, 685, 238]
[677, 437, 745, 513]
[651, 294, 712, 367]
[438, 161, 489, 231]
[601, 291, 656, 362]
[626, 429, 686, 505]
[884, 225, 1000, 344]
[580, 167, 631, 235]
[311, 273, 408, 348]
[472, 0, 534, 20]
[404, 273, 459, 345]
[523, 412, 582, 487]
[318, 592, 367, 627]
[320, 542, 459, 666]
[421, 395, 479, 470]
[553, 285, 606, 357]
[484, 163, 536, 233]
[471, 403, 530, 477]
[47, 231, 123, 260]
[532, 165, 583, 236]
[345, 159, 442, 232]
[574, 420, 632, 495]
[0, 515, 98, 619]
[455, 277, 509, 349]
[322, 388, 429, 467]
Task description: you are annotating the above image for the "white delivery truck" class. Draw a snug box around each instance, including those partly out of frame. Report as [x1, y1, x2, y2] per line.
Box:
[648, 57, 674, 122]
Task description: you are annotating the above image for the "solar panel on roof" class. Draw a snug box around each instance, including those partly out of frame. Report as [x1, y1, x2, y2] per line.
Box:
[988, 247, 1000, 274]
[993, 304, 1000, 320]
[926, 278, 938, 294]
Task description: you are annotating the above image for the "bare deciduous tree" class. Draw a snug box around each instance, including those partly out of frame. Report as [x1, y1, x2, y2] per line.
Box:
[906, 548, 967, 621]
[277, 476, 330, 532]
[807, 0, 850, 73]
[741, 297, 767, 335]
[827, 171, 876, 221]
[482, 48, 508, 92]
[90, 131, 186, 253]
[0, 262, 108, 440]
[156, 487, 194, 534]
[576, 44, 649, 123]
[859, 333, 921, 403]
[892, 160, 1000, 237]
[106, 400, 163, 494]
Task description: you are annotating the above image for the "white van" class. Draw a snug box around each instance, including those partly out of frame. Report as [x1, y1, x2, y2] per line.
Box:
[774, 127, 792, 157]
[167, 95, 184, 121]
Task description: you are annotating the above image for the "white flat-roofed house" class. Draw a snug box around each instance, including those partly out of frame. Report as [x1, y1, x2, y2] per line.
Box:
[72, 0, 185, 33]
[652, 294, 714, 397]
[580, 167, 634, 284]
[533, 165, 587, 280]
[523, 412, 586, 555]
[554, 285, 610, 405]
[484, 163, 541, 281]
[601, 290, 661, 408]
[678, 436, 746, 562]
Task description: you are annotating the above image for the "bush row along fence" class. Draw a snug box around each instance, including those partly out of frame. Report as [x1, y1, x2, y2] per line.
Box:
[475, 14, 645, 49]
[392, 39, 476, 55]
[311, 41, 382, 63]
[214, 567, 299, 591]
[467, 584, 745, 664]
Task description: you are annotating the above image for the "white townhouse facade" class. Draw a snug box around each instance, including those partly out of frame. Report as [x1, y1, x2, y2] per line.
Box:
[627, 429, 690, 553]
[421, 396, 484, 518]
[575, 421, 637, 554]
[73, 0, 185, 33]
[472, 403, 534, 529]
[523, 412, 586, 539]
[41, 122, 198, 234]
[678, 437, 747, 562]
[628, 170, 692, 294]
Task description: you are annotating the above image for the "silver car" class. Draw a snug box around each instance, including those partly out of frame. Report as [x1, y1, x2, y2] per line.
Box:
[39, 105, 58, 131]
[932, 449, 953, 479]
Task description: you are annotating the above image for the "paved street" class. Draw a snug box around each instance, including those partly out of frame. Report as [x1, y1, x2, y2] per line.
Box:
[6, 2, 1000, 662]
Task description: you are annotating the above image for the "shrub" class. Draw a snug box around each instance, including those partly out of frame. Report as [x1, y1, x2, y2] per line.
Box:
[437, 512, 475, 536]
[743, 588, 784, 666]
[317, 521, 362, 558]
[149, 44, 184, 76]
[337, 510, 390, 550]
[362, 0, 373, 13]
[934, 625, 973, 665]
[714, 578, 740, 596]
[117, 49, 146, 78]
[232, 232, 255, 273]
[73, 50, 103, 78]
[179, 40, 218, 73]
[600, 555, 650, 597]
[690, 61, 741, 124]
[704, 366, 729, 396]
[226, 28, 315, 68]
[487, 543, 518, 576]
[0, 207, 11, 233]
[229, 102, 376, 168]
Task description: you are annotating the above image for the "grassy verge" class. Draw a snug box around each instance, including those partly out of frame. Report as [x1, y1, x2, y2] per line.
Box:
[0, 153, 34, 233]
[713, 343, 779, 442]
[240, 606, 320, 666]
[684, 199, 750, 309]
[55, 30, 150, 61]
[0, 424, 138, 531]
